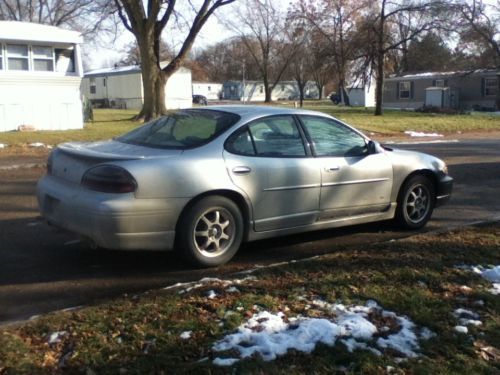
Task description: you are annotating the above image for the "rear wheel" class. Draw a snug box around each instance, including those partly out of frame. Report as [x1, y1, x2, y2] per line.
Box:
[177, 196, 243, 267]
[395, 175, 435, 229]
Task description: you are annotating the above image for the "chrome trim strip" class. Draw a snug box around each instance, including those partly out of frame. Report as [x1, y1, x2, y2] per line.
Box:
[322, 177, 390, 187]
[263, 183, 321, 192]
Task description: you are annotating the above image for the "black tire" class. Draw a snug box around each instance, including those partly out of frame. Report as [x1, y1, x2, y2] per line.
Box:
[177, 196, 243, 267]
[395, 175, 435, 229]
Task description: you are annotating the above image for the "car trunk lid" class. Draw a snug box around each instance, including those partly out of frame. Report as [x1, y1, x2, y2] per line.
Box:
[51, 140, 182, 184]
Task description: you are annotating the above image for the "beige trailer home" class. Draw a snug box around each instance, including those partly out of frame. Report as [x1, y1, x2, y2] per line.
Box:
[82, 64, 192, 110]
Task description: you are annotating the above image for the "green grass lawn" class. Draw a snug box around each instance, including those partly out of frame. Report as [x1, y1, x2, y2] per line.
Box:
[0, 106, 499, 148]
[296, 102, 500, 135]
[0, 109, 140, 147]
[1, 223, 499, 374]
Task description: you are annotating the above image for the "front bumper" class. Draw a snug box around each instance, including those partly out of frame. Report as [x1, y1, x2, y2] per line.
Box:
[37, 175, 189, 251]
[435, 174, 453, 207]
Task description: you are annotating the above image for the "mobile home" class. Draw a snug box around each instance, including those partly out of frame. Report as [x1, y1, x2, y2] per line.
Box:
[0, 21, 84, 132]
[383, 70, 498, 110]
[222, 81, 321, 102]
[82, 64, 192, 110]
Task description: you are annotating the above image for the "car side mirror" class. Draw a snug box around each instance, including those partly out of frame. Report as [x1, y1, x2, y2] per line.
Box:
[367, 140, 377, 155]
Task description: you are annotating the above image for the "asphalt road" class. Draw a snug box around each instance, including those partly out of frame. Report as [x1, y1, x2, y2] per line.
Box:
[1, 138, 499, 324]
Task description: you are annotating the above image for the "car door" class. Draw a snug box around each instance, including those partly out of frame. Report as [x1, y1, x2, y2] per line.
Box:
[298, 115, 393, 220]
[223, 115, 321, 232]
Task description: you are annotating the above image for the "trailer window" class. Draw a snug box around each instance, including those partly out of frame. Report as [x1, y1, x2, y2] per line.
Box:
[7, 44, 29, 71]
[33, 46, 54, 71]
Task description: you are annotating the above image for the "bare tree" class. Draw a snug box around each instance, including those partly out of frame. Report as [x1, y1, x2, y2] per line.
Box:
[308, 34, 332, 100]
[454, 0, 499, 66]
[363, 0, 444, 115]
[0, 0, 115, 38]
[294, 0, 369, 105]
[114, 0, 235, 120]
[223, 0, 302, 102]
[194, 36, 261, 82]
[118, 39, 174, 66]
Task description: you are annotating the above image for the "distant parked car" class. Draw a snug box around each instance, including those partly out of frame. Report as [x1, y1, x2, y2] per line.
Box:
[192, 94, 208, 105]
[37, 106, 453, 267]
[329, 92, 341, 104]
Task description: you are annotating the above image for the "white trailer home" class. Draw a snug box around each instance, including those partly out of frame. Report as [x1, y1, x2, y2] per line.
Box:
[0, 21, 84, 132]
[192, 82, 222, 100]
[222, 81, 321, 102]
[82, 64, 192, 110]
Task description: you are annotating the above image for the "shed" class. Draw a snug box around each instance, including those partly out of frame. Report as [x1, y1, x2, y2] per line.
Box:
[82, 64, 192, 110]
[0, 21, 84, 132]
[346, 77, 376, 107]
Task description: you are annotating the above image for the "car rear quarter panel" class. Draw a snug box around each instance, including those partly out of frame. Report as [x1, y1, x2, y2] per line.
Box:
[121, 147, 243, 200]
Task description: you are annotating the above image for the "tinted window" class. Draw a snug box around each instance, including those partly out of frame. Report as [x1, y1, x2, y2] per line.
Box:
[300, 116, 367, 157]
[118, 110, 240, 149]
[249, 116, 306, 157]
[225, 128, 255, 156]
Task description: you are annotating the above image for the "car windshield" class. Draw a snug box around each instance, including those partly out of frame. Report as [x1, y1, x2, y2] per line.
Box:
[117, 109, 240, 149]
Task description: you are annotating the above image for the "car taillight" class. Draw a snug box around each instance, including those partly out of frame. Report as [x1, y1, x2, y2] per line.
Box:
[81, 165, 137, 193]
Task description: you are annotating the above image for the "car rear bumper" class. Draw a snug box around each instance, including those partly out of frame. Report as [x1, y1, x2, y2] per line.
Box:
[37, 175, 189, 251]
[435, 175, 453, 207]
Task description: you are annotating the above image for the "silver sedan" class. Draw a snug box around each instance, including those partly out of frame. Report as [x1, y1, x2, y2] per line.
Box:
[37, 106, 453, 266]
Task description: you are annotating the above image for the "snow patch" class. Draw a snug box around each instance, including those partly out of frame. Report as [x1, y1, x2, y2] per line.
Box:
[404, 131, 443, 138]
[48, 331, 67, 344]
[207, 290, 217, 299]
[180, 331, 192, 340]
[461, 265, 500, 295]
[29, 142, 46, 148]
[213, 357, 240, 366]
[212, 301, 431, 365]
[454, 326, 468, 334]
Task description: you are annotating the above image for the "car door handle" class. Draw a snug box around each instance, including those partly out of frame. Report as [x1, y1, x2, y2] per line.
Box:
[232, 166, 252, 175]
[325, 166, 340, 172]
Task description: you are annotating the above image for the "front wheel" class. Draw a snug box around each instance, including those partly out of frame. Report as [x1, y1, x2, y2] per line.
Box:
[395, 175, 435, 229]
[177, 196, 243, 267]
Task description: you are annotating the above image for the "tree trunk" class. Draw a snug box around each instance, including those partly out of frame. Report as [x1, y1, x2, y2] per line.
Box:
[496, 71, 500, 111]
[263, 76, 272, 103]
[298, 81, 305, 107]
[374, 52, 384, 116]
[316, 82, 323, 100]
[374, 5, 385, 116]
[135, 32, 168, 122]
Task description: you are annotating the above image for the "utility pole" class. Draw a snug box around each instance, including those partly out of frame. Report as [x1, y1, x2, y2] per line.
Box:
[242, 59, 246, 104]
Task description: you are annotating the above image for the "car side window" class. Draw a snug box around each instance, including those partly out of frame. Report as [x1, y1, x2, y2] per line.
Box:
[225, 116, 307, 157]
[249, 116, 306, 157]
[300, 115, 367, 157]
[225, 128, 256, 156]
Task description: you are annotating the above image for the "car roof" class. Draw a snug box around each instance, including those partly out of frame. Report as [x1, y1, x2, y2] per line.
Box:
[194, 105, 331, 120]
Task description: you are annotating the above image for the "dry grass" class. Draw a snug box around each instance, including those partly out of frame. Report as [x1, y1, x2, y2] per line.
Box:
[1, 223, 499, 374]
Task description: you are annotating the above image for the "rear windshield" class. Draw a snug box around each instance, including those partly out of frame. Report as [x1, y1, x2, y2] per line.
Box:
[117, 109, 240, 149]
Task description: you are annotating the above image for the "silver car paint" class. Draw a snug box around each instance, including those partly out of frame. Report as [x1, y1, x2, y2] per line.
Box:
[37, 105, 450, 251]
